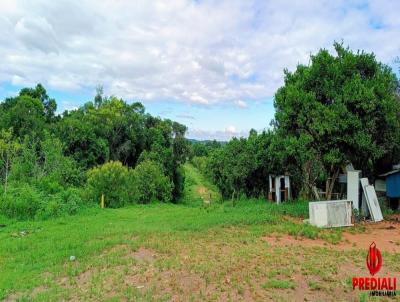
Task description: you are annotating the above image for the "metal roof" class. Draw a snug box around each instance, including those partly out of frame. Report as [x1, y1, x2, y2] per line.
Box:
[379, 169, 400, 177]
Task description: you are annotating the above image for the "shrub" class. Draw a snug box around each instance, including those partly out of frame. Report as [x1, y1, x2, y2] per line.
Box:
[36, 198, 64, 220]
[36, 188, 83, 219]
[86, 161, 129, 208]
[58, 187, 84, 215]
[85, 160, 172, 207]
[0, 184, 42, 220]
[0, 183, 85, 220]
[130, 160, 172, 204]
[172, 165, 185, 201]
[10, 134, 84, 187]
[34, 177, 64, 195]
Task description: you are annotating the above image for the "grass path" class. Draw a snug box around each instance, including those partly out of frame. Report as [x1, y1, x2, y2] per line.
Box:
[180, 163, 221, 206]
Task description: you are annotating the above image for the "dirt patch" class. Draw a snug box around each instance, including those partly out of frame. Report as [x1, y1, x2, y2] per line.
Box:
[48, 246, 159, 300]
[75, 269, 96, 288]
[3, 286, 46, 302]
[387, 213, 400, 222]
[99, 243, 131, 259]
[197, 186, 207, 195]
[342, 221, 400, 253]
[196, 185, 212, 201]
[130, 247, 157, 263]
[263, 221, 400, 253]
[263, 235, 333, 249]
[283, 274, 333, 302]
[3, 293, 19, 302]
[101, 244, 157, 263]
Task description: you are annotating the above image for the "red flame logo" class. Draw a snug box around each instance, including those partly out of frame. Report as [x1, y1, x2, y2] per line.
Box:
[366, 242, 382, 276]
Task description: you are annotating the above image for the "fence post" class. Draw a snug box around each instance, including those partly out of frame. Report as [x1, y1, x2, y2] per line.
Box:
[101, 193, 105, 208]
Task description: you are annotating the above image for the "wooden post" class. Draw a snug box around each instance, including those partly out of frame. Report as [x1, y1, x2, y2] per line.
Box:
[101, 194, 105, 208]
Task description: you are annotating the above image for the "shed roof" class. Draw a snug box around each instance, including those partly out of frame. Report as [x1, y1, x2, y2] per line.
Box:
[379, 169, 400, 177]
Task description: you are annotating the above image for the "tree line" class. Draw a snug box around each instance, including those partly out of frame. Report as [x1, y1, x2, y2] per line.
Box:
[0, 85, 188, 219]
[196, 43, 400, 201]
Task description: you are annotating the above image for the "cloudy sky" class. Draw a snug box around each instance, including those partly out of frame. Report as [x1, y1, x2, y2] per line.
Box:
[0, 0, 399, 140]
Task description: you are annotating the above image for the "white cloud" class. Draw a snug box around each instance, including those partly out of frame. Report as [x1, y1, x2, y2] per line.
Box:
[15, 16, 59, 53]
[188, 93, 209, 105]
[59, 101, 78, 113]
[0, 0, 399, 109]
[234, 99, 247, 108]
[225, 125, 237, 134]
[188, 126, 249, 141]
[176, 114, 195, 120]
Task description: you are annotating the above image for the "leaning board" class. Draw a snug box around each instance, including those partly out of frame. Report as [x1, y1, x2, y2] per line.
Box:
[360, 178, 372, 217]
[364, 185, 383, 222]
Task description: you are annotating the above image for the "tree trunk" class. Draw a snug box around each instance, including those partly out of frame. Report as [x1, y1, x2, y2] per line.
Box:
[4, 157, 9, 194]
[326, 168, 340, 200]
[312, 185, 320, 200]
[302, 161, 312, 199]
[303, 160, 320, 200]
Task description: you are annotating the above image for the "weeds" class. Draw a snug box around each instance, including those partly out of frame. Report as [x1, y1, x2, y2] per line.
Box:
[263, 279, 295, 289]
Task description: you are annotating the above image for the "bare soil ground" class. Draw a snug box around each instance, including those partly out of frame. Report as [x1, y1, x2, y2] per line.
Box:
[263, 220, 400, 253]
[197, 185, 212, 201]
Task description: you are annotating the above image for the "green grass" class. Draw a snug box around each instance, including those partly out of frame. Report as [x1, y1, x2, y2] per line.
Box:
[180, 163, 222, 206]
[1, 164, 397, 301]
[0, 199, 321, 298]
[263, 279, 295, 289]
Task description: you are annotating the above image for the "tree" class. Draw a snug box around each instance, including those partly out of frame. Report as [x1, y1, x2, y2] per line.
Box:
[19, 84, 57, 122]
[94, 85, 104, 108]
[86, 161, 130, 208]
[207, 137, 257, 199]
[57, 96, 148, 169]
[130, 160, 172, 204]
[0, 129, 20, 193]
[55, 109, 110, 169]
[0, 95, 46, 138]
[9, 133, 82, 189]
[274, 43, 400, 199]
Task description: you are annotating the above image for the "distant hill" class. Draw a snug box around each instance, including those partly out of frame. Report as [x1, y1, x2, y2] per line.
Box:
[187, 138, 227, 145]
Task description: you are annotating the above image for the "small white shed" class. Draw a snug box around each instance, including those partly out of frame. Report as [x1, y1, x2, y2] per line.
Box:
[268, 174, 291, 204]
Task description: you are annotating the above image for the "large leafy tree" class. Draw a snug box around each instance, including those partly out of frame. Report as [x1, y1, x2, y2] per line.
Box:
[19, 84, 57, 122]
[0, 95, 46, 138]
[0, 84, 57, 139]
[274, 43, 400, 199]
[208, 136, 257, 199]
[56, 96, 146, 169]
[55, 108, 110, 169]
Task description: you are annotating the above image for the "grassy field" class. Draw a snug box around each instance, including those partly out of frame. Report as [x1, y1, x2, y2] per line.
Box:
[0, 164, 399, 301]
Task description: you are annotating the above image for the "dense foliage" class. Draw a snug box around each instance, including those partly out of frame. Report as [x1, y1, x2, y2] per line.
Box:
[86, 160, 172, 207]
[0, 85, 188, 219]
[207, 43, 400, 200]
[206, 130, 292, 199]
[274, 43, 400, 199]
[188, 140, 222, 160]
